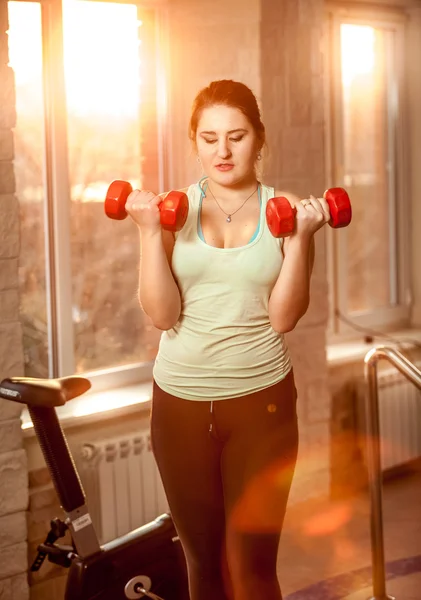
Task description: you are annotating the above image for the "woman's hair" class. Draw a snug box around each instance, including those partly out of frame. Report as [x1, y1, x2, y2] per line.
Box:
[188, 80, 266, 150]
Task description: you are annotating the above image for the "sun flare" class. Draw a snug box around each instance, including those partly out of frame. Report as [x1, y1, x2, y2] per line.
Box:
[341, 24, 375, 87]
[7, 0, 143, 117]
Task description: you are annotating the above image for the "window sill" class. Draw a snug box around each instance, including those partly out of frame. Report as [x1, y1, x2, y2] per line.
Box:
[21, 381, 153, 437]
[327, 327, 421, 368]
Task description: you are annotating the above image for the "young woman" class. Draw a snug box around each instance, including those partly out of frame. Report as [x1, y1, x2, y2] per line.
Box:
[125, 80, 330, 600]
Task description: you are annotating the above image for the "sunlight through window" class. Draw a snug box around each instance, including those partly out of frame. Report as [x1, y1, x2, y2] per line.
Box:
[7, 0, 163, 376]
[338, 23, 397, 314]
[341, 25, 375, 87]
[62, 0, 142, 117]
[7, 3, 43, 104]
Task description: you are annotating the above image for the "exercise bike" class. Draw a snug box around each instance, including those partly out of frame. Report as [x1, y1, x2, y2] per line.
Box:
[0, 375, 189, 600]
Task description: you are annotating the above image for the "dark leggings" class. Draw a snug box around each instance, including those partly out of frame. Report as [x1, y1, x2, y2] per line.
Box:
[150, 371, 299, 600]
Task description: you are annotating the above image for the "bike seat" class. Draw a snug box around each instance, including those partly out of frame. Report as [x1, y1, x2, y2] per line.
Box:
[0, 376, 91, 408]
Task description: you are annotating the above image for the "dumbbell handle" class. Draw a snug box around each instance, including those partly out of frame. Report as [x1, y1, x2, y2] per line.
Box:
[266, 187, 352, 238]
[104, 180, 188, 232]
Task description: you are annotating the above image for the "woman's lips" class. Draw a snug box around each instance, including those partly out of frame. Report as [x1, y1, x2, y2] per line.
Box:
[215, 164, 234, 171]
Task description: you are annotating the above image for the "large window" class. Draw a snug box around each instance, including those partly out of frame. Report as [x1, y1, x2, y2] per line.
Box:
[326, 10, 411, 338]
[7, 0, 166, 389]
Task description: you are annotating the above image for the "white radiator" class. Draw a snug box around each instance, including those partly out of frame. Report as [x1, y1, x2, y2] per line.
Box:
[78, 432, 169, 544]
[376, 367, 421, 471]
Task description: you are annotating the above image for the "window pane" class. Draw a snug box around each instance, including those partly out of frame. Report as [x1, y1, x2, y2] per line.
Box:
[7, 2, 49, 377]
[340, 24, 396, 313]
[62, 0, 161, 373]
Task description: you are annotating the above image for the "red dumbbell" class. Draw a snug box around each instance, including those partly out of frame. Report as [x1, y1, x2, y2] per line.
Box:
[104, 180, 189, 232]
[266, 187, 352, 238]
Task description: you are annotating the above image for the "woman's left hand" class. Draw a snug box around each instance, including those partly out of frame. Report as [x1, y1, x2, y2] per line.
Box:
[292, 194, 331, 239]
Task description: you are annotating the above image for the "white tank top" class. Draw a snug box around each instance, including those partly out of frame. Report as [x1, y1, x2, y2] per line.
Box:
[152, 180, 292, 400]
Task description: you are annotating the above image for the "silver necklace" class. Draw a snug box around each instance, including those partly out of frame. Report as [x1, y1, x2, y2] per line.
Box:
[207, 184, 258, 223]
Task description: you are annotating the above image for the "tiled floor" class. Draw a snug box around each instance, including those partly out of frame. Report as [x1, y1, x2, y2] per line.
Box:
[279, 466, 421, 599]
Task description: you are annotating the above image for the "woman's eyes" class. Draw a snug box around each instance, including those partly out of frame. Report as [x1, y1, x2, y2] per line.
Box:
[204, 137, 244, 144]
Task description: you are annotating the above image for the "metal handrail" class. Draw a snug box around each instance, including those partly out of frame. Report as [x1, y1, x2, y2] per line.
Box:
[364, 345, 421, 600]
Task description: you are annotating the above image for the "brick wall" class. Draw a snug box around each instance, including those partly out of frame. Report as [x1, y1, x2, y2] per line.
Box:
[0, 3, 29, 599]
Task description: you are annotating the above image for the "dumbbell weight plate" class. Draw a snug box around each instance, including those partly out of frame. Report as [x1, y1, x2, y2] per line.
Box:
[324, 187, 352, 228]
[265, 197, 295, 238]
[105, 180, 133, 220]
[160, 191, 189, 232]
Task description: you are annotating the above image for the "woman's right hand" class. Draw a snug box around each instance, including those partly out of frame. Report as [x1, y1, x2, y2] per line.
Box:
[125, 189, 162, 233]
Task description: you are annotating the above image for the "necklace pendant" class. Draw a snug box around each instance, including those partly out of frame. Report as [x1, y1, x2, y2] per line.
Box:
[226, 215, 232, 223]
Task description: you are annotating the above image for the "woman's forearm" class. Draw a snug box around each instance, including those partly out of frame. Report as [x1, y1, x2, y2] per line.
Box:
[268, 235, 314, 333]
[138, 230, 181, 330]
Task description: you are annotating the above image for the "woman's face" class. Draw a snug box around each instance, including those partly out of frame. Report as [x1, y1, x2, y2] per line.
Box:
[195, 104, 261, 187]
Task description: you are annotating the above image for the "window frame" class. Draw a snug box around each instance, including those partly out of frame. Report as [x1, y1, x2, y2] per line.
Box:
[324, 3, 413, 342]
[11, 0, 169, 391]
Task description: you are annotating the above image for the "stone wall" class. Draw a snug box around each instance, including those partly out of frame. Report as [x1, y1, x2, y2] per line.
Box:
[0, 3, 29, 599]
